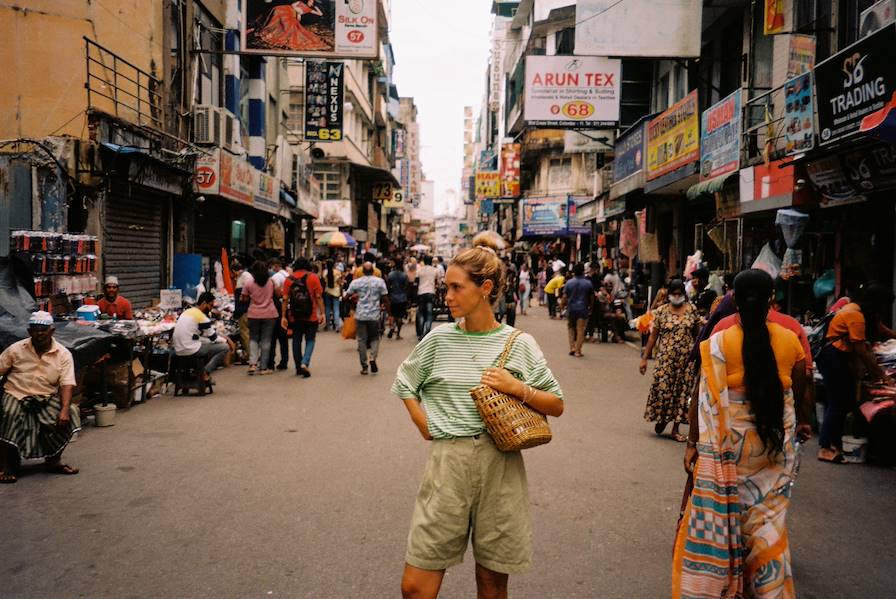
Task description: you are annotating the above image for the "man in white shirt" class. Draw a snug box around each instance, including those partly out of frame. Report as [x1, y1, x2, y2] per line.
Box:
[552, 257, 566, 273]
[267, 257, 290, 370]
[173, 292, 230, 382]
[415, 256, 441, 341]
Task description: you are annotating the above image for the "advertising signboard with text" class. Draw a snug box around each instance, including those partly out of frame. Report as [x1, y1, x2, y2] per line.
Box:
[524, 56, 621, 128]
[304, 61, 344, 142]
[646, 90, 700, 181]
[700, 90, 742, 180]
[784, 72, 815, 155]
[243, 0, 378, 59]
[500, 143, 521, 197]
[814, 24, 896, 145]
[522, 197, 569, 236]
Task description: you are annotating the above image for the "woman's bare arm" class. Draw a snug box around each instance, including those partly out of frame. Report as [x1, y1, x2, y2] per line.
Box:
[402, 398, 432, 440]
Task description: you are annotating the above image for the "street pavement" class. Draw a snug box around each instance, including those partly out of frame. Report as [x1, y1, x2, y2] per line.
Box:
[2, 309, 895, 598]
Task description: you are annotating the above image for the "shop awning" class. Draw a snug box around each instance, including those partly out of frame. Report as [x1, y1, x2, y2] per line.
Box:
[349, 162, 400, 187]
[686, 172, 737, 201]
[280, 188, 296, 208]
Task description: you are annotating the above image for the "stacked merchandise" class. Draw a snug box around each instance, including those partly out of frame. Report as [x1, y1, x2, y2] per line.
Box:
[862, 340, 896, 422]
[12, 231, 99, 310]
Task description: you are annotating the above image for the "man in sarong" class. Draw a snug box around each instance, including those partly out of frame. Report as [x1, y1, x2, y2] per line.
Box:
[0, 311, 80, 483]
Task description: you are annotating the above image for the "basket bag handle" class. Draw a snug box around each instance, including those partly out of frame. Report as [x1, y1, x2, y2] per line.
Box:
[494, 330, 523, 370]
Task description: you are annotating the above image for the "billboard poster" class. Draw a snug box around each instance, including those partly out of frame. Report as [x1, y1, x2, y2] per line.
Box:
[806, 157, 866, 207]
[219, 151, 255, 205]
[563, 130, 615, 153]
[646, 90, 700, 181]
[243, 0, 378, 59]
[253, 170, 280, 214]
[814, 24, 896, 145]
[765, 0, 785, 35]
[860, 0, 896, 39]
[475, 172, 501, 199]
[393, 129, 406, 159]
[787, 34, 816, 78]
[195, 148, 220, 195]
[500, 143, 521, 197]
[613, 121, 646, 183]
[478, 148, 498, 171]
[524, 56, 622, 128]
[783, 72, 815, 155]
[574, 0, 702, 58]
[465, 175, 476, 205]
[315, 199, 352, 227]
[522, 197, 569, 236]
[567, 196, 592, 235]
[699, 90, 742, 181]
[304, 61, 344, 142]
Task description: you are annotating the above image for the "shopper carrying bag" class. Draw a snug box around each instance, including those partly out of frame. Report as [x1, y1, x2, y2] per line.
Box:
[392, 232, 564, 599]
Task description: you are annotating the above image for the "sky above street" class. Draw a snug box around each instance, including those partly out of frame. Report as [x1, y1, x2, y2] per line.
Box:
[389, 0, 493, 215]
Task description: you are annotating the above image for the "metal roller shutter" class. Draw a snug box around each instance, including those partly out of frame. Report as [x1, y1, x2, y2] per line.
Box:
[104, 186, 168, 309]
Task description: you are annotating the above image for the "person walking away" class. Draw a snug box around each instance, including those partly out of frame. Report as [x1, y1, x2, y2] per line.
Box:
[281, 257, 325, 378]
[416, 256, 440, 341]
[406, 257, 419, 313]
[346, 262, 390, 374]
[0, 311, 80, 483]
[544, 269, 566, 319]
[173, 292, 232, 384]
[675, 269, 810, 599]
[536, 266, 547, 307]
[241, 261, 278, 375]
[639, 280, 700, 442]
[815, 284, 895, 463]
[353, 253, 383, 279]
[323, 259, 344, 332]
[564, 263, 594, 357]
[232, 261, 253, 364]
[502, 275, 519, 327]
[97, 276, 134, 319]
[387, 259, 410, 340]
[393, 232, 564, 599]
[267, 258, 290, 370]
[518, 263, 532, 315]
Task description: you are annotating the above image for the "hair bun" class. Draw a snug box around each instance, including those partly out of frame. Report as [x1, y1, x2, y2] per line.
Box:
[471, 231, 506, 252]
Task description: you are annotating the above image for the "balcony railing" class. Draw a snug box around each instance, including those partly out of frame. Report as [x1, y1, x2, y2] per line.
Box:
[84, 37, 163, 130]
[742, 83, 789, 164]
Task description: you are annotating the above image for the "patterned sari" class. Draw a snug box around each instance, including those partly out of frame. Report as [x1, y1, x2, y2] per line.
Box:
[673, 325, 801, 599]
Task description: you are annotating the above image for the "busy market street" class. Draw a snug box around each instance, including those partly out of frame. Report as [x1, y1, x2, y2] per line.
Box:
[2, 309, 893, 598]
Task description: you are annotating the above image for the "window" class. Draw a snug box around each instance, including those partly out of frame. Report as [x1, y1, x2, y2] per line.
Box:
[794, 0, 833, 61]
[548, 157, 572, 189]
[287, 91, 303, 132]
[839, 0, 879, 47]
[555, 27, 575, 55]
[656, 73, 670, 111]
[231, 220, 247, 254]
[674, 64, 687, 102]
[314, 165, 343, 201]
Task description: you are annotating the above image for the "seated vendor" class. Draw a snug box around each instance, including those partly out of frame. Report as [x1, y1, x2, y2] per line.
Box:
[173, 291, 231, 382]
[0, 311, 80, 484]
[98, 276, 133, 320]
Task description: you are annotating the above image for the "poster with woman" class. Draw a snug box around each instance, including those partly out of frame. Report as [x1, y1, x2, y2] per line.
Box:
[243, 0, 378, 58]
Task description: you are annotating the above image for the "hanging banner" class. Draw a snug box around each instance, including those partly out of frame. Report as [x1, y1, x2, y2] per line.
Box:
[478, 148, 498, 171]
[315, 199, 352, 227]
[613, 121, 647, 183]
[475, 172, 501, 199]
[253, 170, 280, 214]
[304, 61, 344, 142]
[524, 55, 622, 128]
[783, 72, 815, 155]
[814, 24, 896, 146]
[500, 143, 521, 197]
[243, 0, 378, 59]
[567, 196, 591, 235]
[787, 34, 816, 78]
[393, 129, 406, 159]
[522, 197, 569, 236]
[574, 0, 702, 58]
[765, 0, 785, 35]
[465, 175, 476, 205]
[219, 151, 255, 206]
[646, 90, 700, 181]
[195, 148, 221, 195]
[700, 90, 742, 181]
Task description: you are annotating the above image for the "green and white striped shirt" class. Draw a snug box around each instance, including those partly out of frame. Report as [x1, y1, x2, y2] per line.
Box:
[391, 322, 564, 439]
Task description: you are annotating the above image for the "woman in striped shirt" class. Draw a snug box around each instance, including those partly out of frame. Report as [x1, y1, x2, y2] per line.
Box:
[393, 233, 564, 599]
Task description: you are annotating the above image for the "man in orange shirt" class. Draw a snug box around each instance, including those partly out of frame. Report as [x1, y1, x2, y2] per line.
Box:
[97, 276, 133, 320]
[281, 257, 325, 378]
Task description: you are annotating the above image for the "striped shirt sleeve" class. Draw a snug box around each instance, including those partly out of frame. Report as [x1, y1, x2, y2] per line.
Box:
[514, 333, 564, 401]
[391, 335, 435, 400]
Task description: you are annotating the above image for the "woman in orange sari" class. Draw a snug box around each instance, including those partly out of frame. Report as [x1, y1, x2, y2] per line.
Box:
[674, 270, 811, 599]
[254, 1, 328, 52]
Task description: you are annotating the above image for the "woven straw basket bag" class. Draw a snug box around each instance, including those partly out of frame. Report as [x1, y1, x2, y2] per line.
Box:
[470, 330, 552, 451]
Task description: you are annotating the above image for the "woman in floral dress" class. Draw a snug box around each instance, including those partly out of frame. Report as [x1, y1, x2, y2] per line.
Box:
[639, 280, 701, 441]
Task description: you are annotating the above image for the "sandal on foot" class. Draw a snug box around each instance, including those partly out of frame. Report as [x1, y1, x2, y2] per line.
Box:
[817, 449, 847, 464]
[654, 422, 668, 435]
[671, 433, 687, 443]
[47, 463, 79, 475]
[0, 471, 17, 484]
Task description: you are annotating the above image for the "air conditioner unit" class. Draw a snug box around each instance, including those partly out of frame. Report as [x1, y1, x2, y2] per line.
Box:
[219, 108, 244, 155]
[860, 0, 895, 38]
[194, 105, 221, 145]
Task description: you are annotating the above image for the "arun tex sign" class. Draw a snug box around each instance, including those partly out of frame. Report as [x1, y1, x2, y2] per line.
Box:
[814, 23, 896, 145]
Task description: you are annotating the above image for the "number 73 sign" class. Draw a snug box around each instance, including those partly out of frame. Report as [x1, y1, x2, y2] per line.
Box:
[375, 182, 406, 209]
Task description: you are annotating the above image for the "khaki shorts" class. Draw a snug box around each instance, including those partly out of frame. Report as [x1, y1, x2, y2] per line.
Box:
[405, 435, 532, 574]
